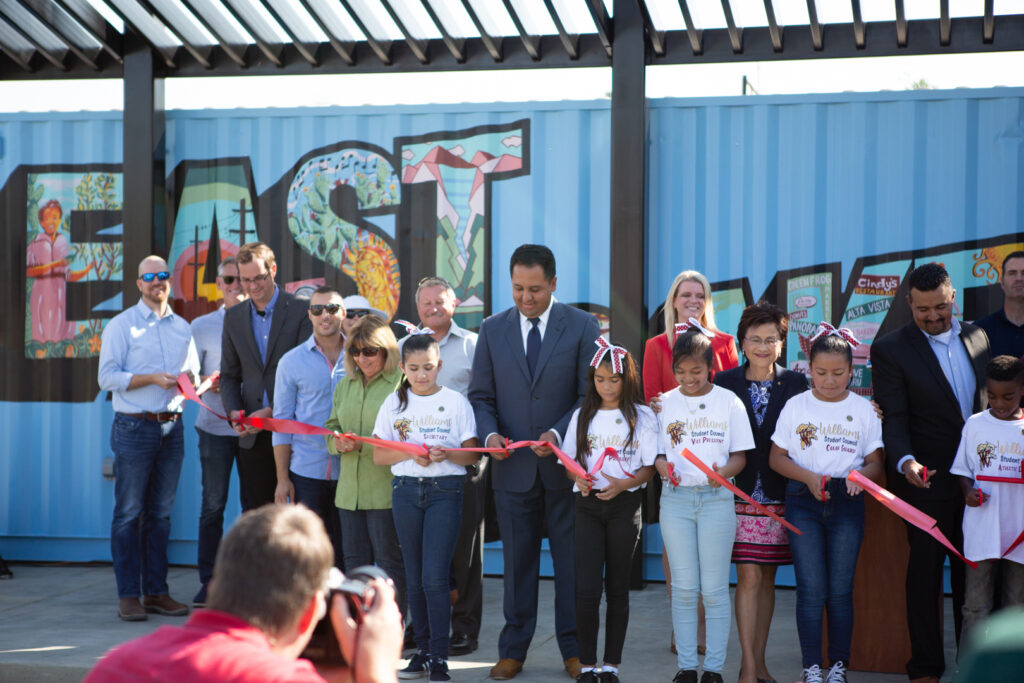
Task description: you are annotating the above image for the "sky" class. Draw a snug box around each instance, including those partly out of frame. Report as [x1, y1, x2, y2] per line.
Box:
[1, 49, 1023, 114]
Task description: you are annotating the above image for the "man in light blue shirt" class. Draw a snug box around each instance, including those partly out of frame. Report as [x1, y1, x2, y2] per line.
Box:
[188, 257, 246, 607]
[97, 255, 200, 622]
[273, 286, 347, 565]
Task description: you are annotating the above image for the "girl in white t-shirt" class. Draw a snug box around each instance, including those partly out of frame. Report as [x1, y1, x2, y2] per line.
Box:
[371, 332, 479, 682]
[654, 328, 754, 683]
[560, 340, 657, 683]
[768, 324, 883, 683]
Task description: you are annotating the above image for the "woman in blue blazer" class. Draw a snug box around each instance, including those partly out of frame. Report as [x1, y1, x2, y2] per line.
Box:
[713, 302, 808, 683]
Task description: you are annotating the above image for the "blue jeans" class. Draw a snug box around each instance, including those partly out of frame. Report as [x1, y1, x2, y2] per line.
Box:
[660, 484, 735, 672]
[110, 414, 185, 598]
[196, 428, 240, 586]
[292, 472, 343, 569]
[785, 479, 865, 668]
[391, 475, 464, 659]
[338, 507, 407, 620]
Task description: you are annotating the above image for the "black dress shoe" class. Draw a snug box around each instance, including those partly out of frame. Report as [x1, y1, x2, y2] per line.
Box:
[448, 631, 477, 656]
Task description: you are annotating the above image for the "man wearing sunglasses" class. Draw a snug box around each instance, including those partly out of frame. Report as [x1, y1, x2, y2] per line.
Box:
[271, 287, 347, 566]
[221, 242, 312, 511]
[188, 257, 247, 607]
[98, 255, 200, 621]
[340, 294, 386, 340]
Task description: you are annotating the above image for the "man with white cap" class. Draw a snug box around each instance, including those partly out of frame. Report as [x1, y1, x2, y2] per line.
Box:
[340, 295, 387, 340]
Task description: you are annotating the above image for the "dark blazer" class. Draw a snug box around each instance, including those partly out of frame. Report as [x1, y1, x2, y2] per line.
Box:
[714, 363, 809, 501]
[469, 302, 601, 493]
[870, 320, 990, 502]
[220, 288, 312, 449]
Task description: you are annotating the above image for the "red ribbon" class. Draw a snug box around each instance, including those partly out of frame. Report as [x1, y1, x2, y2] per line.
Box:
[847, 470, 977, 569]
[676, 448, 803, 536]
[1003, 528, 1024, 558]
[666, 463, 681, 487]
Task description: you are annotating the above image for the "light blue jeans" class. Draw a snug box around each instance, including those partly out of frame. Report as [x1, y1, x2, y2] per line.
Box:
[660, 484, 736, 673]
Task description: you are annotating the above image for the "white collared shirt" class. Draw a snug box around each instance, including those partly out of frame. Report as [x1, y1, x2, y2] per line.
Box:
[398, 319, 478, 396]
[518, 296, 555, 353]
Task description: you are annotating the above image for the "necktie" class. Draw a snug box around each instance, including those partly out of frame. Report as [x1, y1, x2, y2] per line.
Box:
[526, 318, 541, 378]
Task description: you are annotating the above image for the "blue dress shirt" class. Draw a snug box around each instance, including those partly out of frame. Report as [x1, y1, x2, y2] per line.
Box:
[98, 300, 200, 413]
[272, 334, 346, 480]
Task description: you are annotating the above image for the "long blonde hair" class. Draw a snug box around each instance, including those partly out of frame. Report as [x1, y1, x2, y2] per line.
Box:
[663, 270, 717, 344]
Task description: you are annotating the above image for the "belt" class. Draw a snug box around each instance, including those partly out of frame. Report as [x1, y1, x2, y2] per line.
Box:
[120, 411, 181, 422]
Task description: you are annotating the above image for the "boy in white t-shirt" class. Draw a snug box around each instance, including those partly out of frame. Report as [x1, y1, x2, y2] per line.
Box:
[951, 355, 1024, 644]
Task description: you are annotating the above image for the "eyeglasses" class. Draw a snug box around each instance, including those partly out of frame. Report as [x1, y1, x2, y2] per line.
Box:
[346, 310, 370, 320]
[349, 347, 381, 357]
[745, 337, 781, 347]
[310, 304, 342, 317]
[140, 271, 170, 282]
[240, 271, 272, 286]
[220, 275, 237, 285]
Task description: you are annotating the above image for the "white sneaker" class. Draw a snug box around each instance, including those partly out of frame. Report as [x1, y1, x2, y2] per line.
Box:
[825, 661, 847, 683]
[802, 664, 824, 683]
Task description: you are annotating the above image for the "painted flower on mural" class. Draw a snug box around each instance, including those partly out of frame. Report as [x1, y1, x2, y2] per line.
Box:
[342, 233, 401, 318]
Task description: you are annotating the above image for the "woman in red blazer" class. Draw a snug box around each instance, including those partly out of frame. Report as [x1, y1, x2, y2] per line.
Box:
[644, 270, 738, 401]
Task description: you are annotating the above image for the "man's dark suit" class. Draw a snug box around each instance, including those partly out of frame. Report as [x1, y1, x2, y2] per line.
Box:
[469, 302, 600, 663]
[870, 320, 990, 680]
[220, 288, 311, 510]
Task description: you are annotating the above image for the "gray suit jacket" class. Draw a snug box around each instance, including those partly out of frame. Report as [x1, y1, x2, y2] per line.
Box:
[469, 302, 600, 493]
[220, 288, 312, 448]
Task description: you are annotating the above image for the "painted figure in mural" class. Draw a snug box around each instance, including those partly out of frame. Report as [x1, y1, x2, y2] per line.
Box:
[84, 505, 404, 683]
[189, 257, 246, 609]
[271, 286, 347, 570]
[220, 242, 312, 512]
[26, 199, 94, 342]
[644, 270, 739, 657]
[712, 302, 808, 683]
[97, 255, 200, 622]
[469, 244, 600, 681]
[397, 276, 482, 657]
[976, 250, 1024, 358]
[870, 263, 991, 683]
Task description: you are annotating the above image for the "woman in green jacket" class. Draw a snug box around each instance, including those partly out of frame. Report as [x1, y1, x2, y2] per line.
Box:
[327, 314, 405, 613]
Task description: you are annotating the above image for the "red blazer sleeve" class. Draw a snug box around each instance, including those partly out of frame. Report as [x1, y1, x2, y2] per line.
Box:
[643, 334, 674, 402]
[712, 333, 739, 372]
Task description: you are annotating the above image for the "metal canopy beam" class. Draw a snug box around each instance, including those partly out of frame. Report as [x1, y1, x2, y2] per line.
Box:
[51, 0, 122, 63]
[763, 0, 781, 51]
[636, 0, 664, 56]
[984, 0, 994, 42]
[178, 0, 247, 67]
[895, 0, 907, 47]
[258, 0, 319, 66]
[721, 0, 741, 53]
[380, 0, 428, 64]
[461, 0, 500, 61]
[542, 0, 578, 59]
[338, 0, 391, 65]
[137, 0, 212, 69]
[0, 7, 66, 70]
[585, 0, 611, 56]
[296, 0, 354, 64]
[419, 0, 464, 62]
[218, 0, 282, 67]
[806, 0, 822, 50]
[939, 0, 950, 46]
[501, 0, 539, 60]
[851, 0, 865, 48]
[677, 0, 703, 54]
[13, 0, 99, 69]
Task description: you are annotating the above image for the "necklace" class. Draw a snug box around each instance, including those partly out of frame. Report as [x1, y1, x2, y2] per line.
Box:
[681, 393, 706, 414]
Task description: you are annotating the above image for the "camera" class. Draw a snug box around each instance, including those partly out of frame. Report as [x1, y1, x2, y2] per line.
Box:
[301, 565, 393, 667]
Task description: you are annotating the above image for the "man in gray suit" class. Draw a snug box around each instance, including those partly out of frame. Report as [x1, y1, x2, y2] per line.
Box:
[469, 244, 600, 681]
[220, 242, 312, 510]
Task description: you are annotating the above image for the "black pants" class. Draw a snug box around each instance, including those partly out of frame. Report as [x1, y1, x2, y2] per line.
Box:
[451, 458, 487, 639]
[574, 489, 642, 666]
[236, 431, 276, 511]
[904, 496, 966, 680]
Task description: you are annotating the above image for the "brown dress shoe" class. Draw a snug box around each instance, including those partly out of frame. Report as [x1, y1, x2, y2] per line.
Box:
[490, 658, 524, 680]
[142, 594, 189, 616]
[118, 597, 147, 621]
[564, 657, 582, 678]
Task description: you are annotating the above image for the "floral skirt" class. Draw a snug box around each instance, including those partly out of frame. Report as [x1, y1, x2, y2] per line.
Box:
[731, 499, 792, 565]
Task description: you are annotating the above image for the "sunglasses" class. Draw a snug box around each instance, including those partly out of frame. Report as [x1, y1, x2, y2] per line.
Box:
[346, 310, 370, 320]
[310, 304, 342, 316]
[220, 275, 237, 285]
[349, 347, 381, 358]
[140, 271, 170, 282]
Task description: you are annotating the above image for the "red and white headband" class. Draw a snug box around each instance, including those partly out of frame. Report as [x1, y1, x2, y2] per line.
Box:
[809, 321, 859, 346]
[674, 316, 716, 339]
[394, 319, 434, 336]
[590, 337, 629, 374]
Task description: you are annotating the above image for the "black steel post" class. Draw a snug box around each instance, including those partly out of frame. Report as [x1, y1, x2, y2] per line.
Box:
[610, 0, 647, 590]
[122, 32, 165, 307]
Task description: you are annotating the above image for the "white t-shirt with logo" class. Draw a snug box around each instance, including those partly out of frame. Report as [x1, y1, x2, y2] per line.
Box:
[771, 391, 883, 478]
[656, 385, 755, 487]
[950, 410, 1024, 564]
[372, 386, 477, 478]
[561, 406, 659, 493]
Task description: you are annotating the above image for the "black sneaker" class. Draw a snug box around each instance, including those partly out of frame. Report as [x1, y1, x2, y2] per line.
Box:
[597, 671, 620, 683]
[576, 672, 599, 683]
[699, 673, 724, 683]
[673, 671, 699, 683]
[429, 657, 451, 682]
[192, 584, 207, 608]
[398, 651, 430, 679]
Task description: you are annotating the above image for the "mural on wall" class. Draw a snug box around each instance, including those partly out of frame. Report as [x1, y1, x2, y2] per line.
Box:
[24, 171, 123, 359]
[707, 233, 1024, 396]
